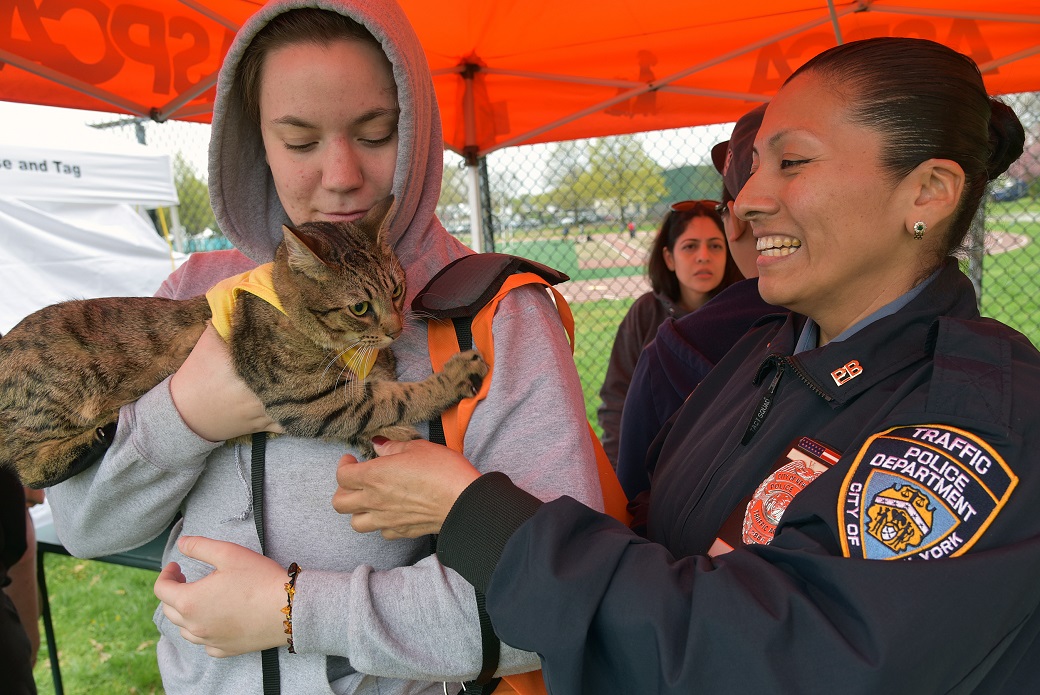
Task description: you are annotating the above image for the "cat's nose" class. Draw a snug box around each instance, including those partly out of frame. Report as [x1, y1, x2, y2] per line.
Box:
[382, 315, 404, 341]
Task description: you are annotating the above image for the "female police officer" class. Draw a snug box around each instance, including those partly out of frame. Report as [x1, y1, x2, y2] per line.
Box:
[337, 36, 1040, 693]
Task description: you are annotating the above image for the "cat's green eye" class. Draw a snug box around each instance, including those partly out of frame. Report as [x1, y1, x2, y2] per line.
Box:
[391, 283, 404, 299]
[349, 302, 370, 316]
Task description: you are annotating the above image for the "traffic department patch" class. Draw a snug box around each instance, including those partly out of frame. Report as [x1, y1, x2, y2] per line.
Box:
[838, 425, 1017, 560]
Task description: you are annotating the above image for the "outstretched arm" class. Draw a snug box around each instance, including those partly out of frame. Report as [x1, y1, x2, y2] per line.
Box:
[334, 438, 477, 538]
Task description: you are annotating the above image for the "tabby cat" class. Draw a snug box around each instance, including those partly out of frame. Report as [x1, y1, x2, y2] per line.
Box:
[0, 197, 487, 489]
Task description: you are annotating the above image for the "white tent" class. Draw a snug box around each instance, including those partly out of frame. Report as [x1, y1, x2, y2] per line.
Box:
[0, 119, 183, 334]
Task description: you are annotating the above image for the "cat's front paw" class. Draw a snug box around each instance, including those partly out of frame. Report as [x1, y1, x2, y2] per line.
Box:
[442, 350, 488, 398]
[361, 426, 420, 459]
[375, 425, 422, 444]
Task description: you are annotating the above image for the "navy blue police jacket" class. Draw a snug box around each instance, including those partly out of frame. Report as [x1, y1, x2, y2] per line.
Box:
[616, 277, 777, 500]
[437, 260, 1040, 694]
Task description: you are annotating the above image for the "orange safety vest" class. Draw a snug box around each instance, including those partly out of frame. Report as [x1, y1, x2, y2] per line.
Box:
[418, 254, 630, 695]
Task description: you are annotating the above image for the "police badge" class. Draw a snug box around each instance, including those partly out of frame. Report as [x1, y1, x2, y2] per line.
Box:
[740, 437, 840, 546]
[710, 437, 841, 556]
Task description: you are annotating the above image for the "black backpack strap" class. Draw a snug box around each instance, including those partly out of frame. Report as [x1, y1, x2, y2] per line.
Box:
[251, 432, 282, 695]
[462, 587, 502, 694]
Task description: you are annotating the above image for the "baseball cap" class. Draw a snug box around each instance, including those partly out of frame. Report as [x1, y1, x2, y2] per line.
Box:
[711, 103, 768, 197]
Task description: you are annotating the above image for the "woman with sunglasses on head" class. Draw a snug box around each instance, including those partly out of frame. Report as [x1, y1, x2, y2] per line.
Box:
[335, 36, 1040, 693]
[596, 200, 743, 467]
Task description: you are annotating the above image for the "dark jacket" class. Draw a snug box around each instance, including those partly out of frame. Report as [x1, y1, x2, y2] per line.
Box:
[0, 469, 27, 572]
[616, 278, 778, 499]
[438, 261, 1040, 694]
[0, 468, 35, 695]
[597, 292, 687, 467]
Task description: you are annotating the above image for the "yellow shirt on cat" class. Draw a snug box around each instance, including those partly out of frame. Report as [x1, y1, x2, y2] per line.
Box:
[205, 264, 376, 380]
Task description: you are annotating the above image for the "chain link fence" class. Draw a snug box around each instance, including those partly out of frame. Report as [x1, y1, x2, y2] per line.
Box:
[97, 91, 1040, 429]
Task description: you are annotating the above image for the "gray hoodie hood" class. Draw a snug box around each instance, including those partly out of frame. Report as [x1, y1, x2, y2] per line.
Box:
[209, 0, 463, 298]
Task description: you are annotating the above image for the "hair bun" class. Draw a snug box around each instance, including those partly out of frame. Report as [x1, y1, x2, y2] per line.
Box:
[987, 99, 1025, 180]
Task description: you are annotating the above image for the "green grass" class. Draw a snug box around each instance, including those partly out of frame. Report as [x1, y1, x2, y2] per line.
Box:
[498, 238, 580, 277]
[497, 236, 645, 282]
[976, 201, 1040, 346]
[497, 228, 644, 280]
[33, 555, 164, 695]
[572, 297, 635, 430]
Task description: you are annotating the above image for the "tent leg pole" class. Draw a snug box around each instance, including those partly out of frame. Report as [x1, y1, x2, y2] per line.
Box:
[167, 206, 187, 254]
[465, 163, 483, 253]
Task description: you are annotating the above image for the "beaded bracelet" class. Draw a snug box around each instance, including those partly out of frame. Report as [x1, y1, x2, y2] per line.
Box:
[281, 562, 302, 653]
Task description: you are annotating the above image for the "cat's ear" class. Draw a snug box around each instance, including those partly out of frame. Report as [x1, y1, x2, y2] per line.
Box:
[360, 195, 395, 246]
[282, 224, 330, 278]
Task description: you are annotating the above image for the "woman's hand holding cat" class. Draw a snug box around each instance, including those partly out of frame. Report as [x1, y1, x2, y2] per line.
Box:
[170, 324, 284, 441]
[154, 536, 287, 657]
[333, 438, 480, 538]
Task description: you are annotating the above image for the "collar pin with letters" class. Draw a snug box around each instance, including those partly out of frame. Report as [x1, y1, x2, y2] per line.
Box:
[831, 359, 863, 386]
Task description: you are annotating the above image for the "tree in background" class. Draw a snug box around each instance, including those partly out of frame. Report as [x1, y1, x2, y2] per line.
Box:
[543, 140, 588, 227]
[539, 136, 667, 231]
[439, 158, 469, 209]
[1006, 92, 1039, 196]
[172, 153, 218, 237]
[580, 134, 666, 227]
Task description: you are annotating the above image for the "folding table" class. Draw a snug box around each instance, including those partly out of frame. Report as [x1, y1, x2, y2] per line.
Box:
[34, 520, 169, 695]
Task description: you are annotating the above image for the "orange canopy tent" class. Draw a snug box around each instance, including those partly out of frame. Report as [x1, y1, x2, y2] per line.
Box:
[2, 1, 1040, 160]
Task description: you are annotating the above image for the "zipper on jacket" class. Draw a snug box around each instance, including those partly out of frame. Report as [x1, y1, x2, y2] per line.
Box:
[741, 355, 785, 445]
[740, 354, 833, 445]
[785, 356, 834, 401]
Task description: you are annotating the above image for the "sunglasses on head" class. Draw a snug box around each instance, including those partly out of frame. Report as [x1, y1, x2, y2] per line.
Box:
[670, 199, 725, 216]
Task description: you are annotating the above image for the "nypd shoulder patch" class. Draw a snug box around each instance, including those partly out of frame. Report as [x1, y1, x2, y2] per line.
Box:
[838, 424, 1017, 560]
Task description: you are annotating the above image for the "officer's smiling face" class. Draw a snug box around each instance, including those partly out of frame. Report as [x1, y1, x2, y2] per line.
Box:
[735, 71, 925, 345]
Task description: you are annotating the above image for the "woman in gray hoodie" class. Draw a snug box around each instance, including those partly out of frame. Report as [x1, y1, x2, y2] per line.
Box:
[46, 2, 601, 693]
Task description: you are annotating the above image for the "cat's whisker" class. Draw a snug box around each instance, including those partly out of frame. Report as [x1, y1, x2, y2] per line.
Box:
[333, 342, 374, 400]
[346, 344, 372, 373]
[327, 360, 352, 400]
[320, 352, 342, 382]
[335, 362, 356, 400]
[343, 344, 363, 367]
[407, 309, 436, 323]
[322, 337, 366, 382]
[402, 313, 435, 339]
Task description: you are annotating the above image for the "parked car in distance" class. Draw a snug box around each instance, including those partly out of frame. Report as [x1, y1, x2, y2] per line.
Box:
[559, 210, 600, 226]
[445, 220, 471, 234]
[991, 177, 1030, 202]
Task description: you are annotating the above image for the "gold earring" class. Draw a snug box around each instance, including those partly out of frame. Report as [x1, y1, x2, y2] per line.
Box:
[913, 221, 926, 240]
